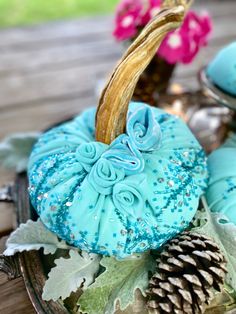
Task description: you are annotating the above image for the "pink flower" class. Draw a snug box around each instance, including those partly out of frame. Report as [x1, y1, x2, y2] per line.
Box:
[158, 30, 184, 64]
[113, 0, 213, 65]
[158, 10, 212, 64]
[113, 0, 162, 41]
[113, 0, 143, 41]
[140, 0, 161, 25]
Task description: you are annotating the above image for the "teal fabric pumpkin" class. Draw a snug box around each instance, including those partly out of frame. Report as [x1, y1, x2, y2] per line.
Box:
[207, 42, 236, 96]
[206, 134, 236, 224]
[28, 102, 208, 258]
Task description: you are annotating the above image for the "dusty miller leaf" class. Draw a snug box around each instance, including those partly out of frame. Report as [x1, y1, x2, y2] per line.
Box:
[42, 250, 101, 301]
[4, 219, 70, 256]
[192, 197, 236, 290]
[0, 132, 40, 172]
[78, 252, 155, 314]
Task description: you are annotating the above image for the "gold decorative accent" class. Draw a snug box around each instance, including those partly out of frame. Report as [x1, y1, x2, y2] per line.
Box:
[95, 6, 185, 144]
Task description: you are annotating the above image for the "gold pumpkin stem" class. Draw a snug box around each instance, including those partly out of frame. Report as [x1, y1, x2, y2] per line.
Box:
[161, 0, 193, 10]
[95, 6, 186, 144]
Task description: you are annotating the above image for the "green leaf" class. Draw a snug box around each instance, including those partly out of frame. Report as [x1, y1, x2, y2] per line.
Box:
[42, 250, 101, 301]
[205, 284, 236, 313]
[78, 252, 155, 314]
[0, 132, 40, 172]
[192, 197, 236, 290]
[4, 219, 70, 255]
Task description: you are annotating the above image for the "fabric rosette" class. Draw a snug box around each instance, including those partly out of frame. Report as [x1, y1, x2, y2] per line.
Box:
[103, 106, 161, 175]
[88, 158, 125, 195]
[76, 142, 108, 172]
[112, 174, 147, 218]
[127, 105, 162, 151]
[103, 134, 144, 176]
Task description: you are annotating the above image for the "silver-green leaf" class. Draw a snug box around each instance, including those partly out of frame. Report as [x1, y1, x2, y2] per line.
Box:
[0, 132, 40, 172]
[42, 250, 101, 301]
[78, 252, 155, 314]
[4, 219, 70, 256]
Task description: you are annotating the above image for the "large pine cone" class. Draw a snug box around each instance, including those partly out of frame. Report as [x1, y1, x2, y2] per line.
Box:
[147, 231, 227, 314]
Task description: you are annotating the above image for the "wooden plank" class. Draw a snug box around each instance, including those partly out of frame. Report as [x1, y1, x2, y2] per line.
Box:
[0, 27, 234, 110]
[0, 272, 8, 285]
[0, 2, 234, 51]
[0, 170, 15, 235]
[0, 277, 35, 314]
[0, 59, 116, 109]
[0, 5, 235, 111]
[0, 202, 15, 235]
[0, 29, 232, 83]
[0, 44, 232, 140]
[0, 72, 201, 140]
[0, 37, 233, 111]
[0, 37, 120, 72]
[0, 236, 34, 314]
[0, 95, 96, 139]
[0, 15, 234, 76]
[0, 39, 122, 75]
[0, 17, 113, 49]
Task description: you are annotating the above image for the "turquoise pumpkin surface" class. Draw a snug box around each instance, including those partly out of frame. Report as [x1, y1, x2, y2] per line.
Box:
[206, 134, 236, 224]
[28, 102, 208, 258]
[207, 42, 236, 96]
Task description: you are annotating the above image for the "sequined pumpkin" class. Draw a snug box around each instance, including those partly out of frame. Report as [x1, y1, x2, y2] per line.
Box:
[206, 135, 236, 224]
[28, 102, 208, 258]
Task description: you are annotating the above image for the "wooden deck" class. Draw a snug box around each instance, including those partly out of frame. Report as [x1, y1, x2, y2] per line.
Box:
[0, 1, 236, 313]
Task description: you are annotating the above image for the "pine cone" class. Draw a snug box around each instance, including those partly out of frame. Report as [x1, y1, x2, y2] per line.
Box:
[146, 232, 227, 314]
